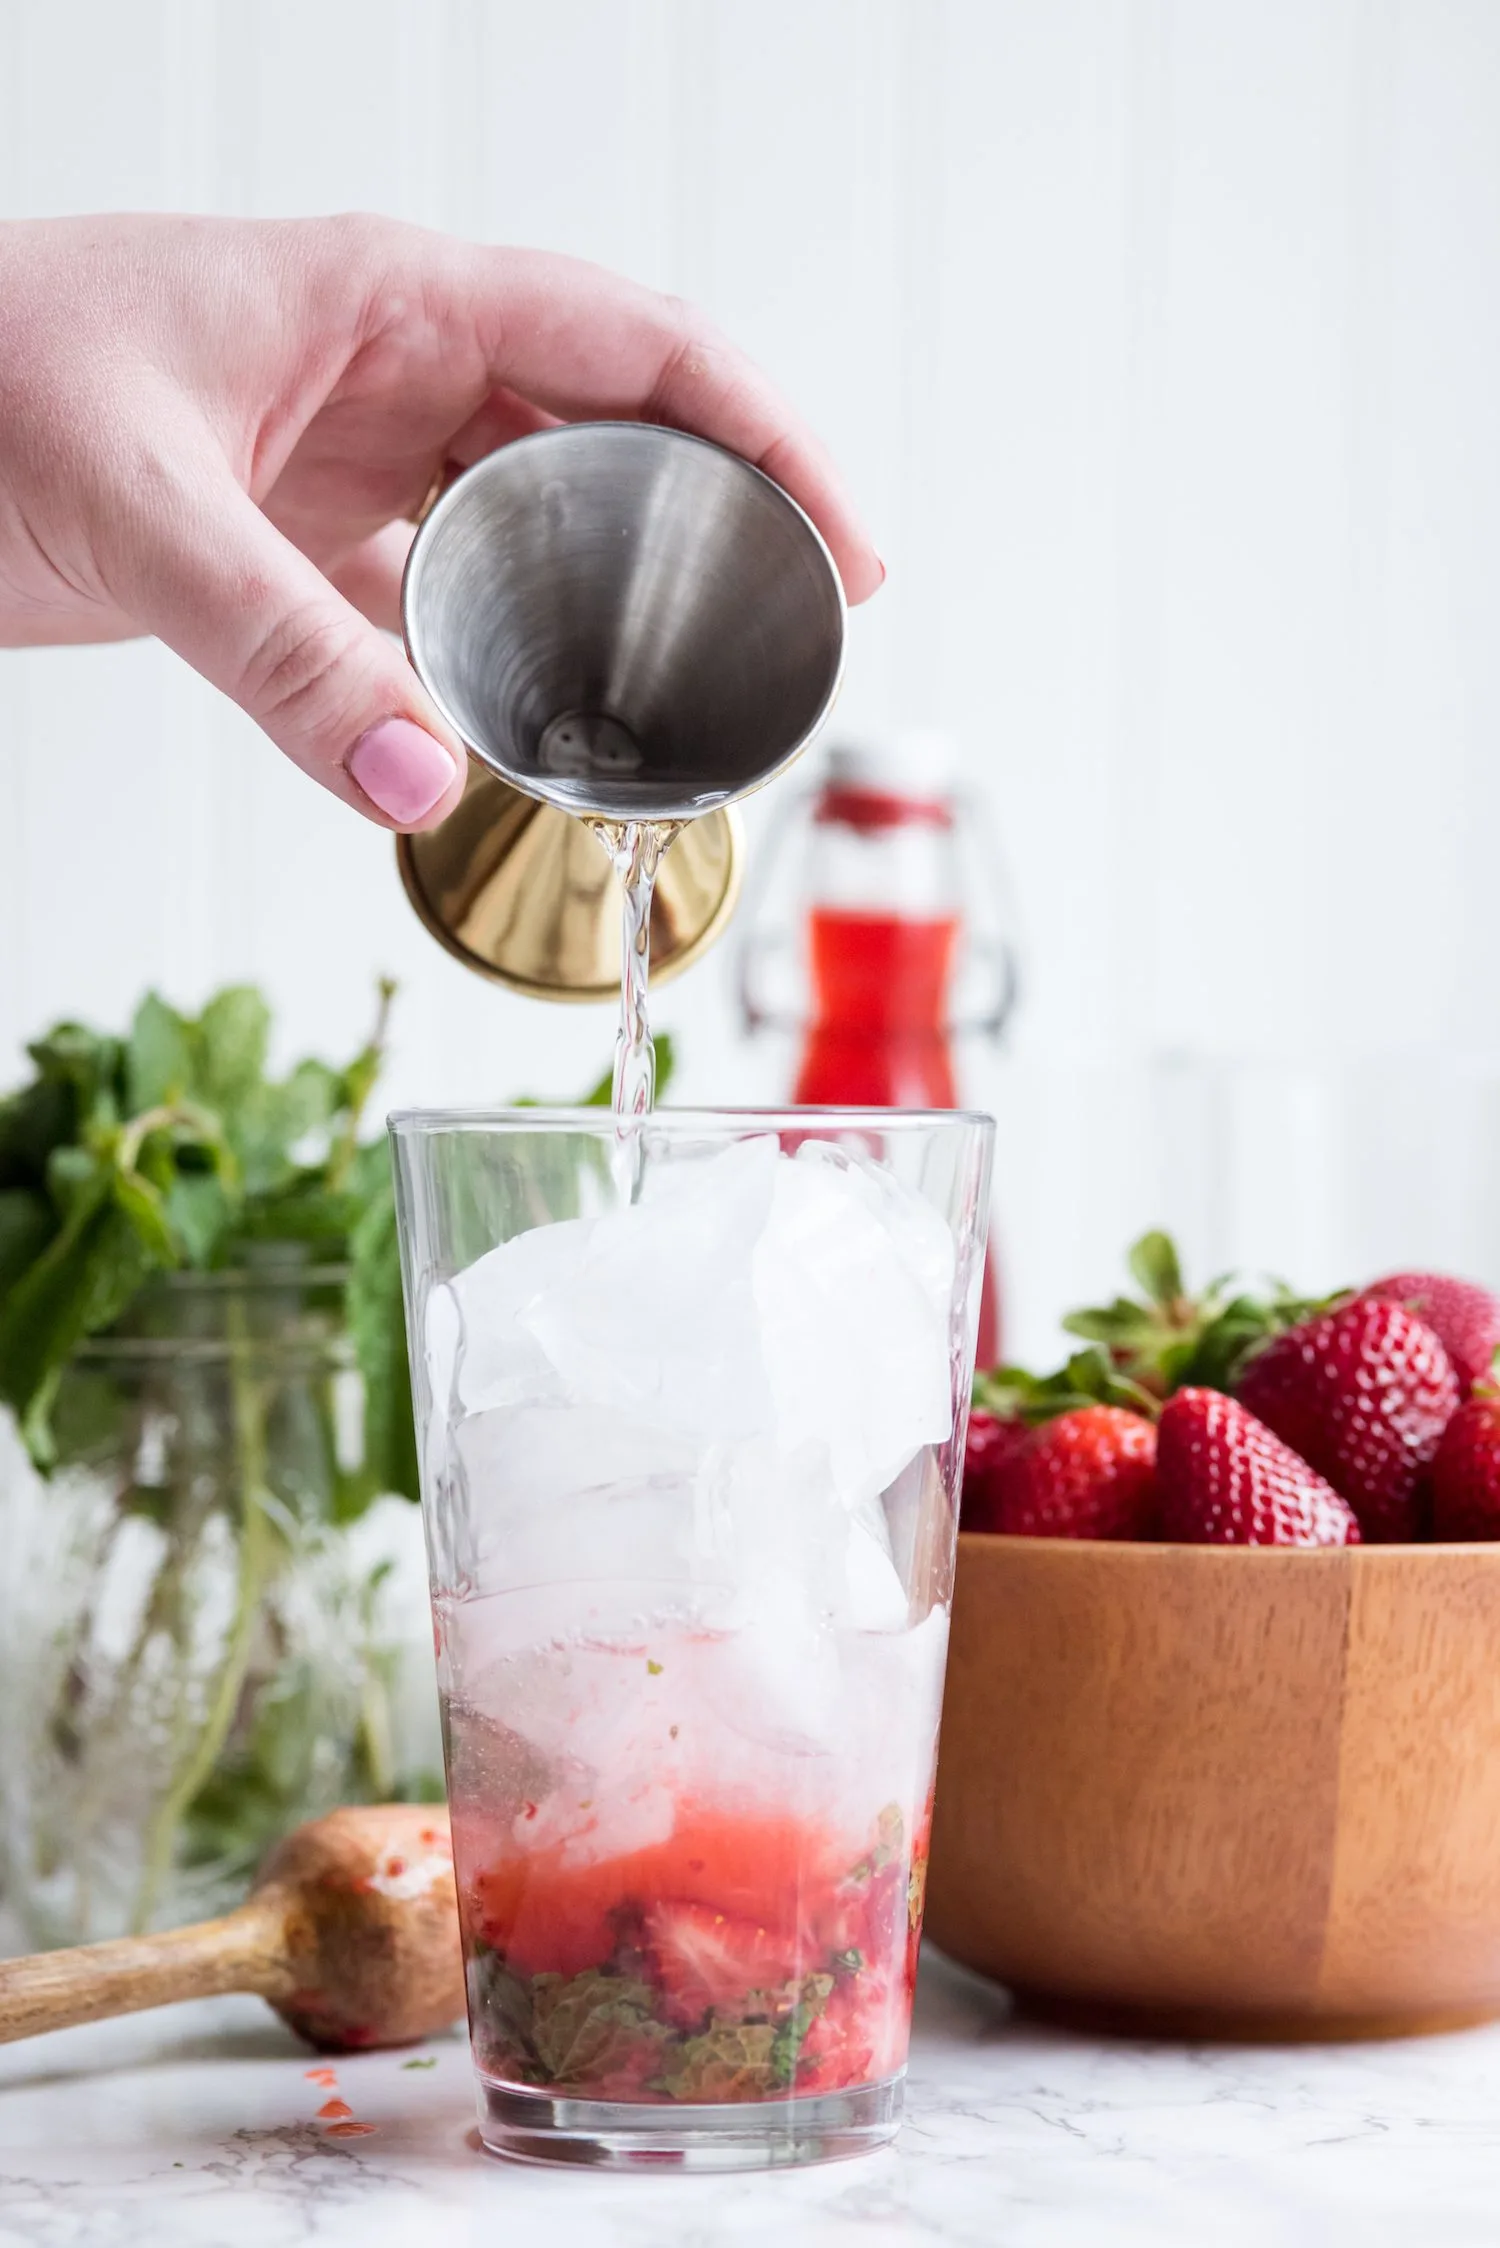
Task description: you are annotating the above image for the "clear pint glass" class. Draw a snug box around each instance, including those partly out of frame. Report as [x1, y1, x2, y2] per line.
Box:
[389, 1108, 994, 2170]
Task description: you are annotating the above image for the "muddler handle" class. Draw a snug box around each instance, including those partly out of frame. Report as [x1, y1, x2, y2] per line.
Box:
[0, 1889, 292, 2044]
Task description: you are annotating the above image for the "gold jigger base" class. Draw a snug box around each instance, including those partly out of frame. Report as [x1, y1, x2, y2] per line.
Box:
[396, 763, 743, 1002]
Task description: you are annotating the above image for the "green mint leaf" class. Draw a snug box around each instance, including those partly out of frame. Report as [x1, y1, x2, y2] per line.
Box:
[770, 1973, 834, 2086]
[230, 1064, 344, 1197]
[0, 1076, 76, 1192]
[0, 1180, 158, 1467]
[529, 1968, 670, 2088]
[345, 1161, 420, 1508]
[467, 1950, 537, 2074]
[25, 1025, 125, 1133]
[337, 1040, 386, 1142]
[126, 993, 193, 1111]
[46, 1143, 105, 1220]
[656, 2020, 781, 2102]
[0, 1189, 56, 1299]
[278, 1059, 344, 1145]
[111, 1168, 177, 1264]
[194, 987, 270, 1116]
[1126, 1229, 1184, 1308]
[162, 1171, 233, 1268]
[401, 2057, 437, 2070]
[323, 980, 396, 1190]
[234, 1177, 356, 1250]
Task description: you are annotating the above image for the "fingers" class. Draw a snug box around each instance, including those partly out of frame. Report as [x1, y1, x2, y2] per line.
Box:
[446, 383, 560, 470]
[120, 449, 465, 830]
[327, 519, 413, 634]
[459, 246, 883, 603]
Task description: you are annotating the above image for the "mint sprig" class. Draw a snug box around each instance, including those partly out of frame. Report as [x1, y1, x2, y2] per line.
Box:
[0, 983, 411, 1486]
[0, 981, 640, 1491]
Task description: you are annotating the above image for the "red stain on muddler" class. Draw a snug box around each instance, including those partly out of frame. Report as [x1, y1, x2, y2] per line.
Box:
[304, 2068, 338, 2087]
[318, 2099, 354, 2120]
[324, 2121, 377, 2139]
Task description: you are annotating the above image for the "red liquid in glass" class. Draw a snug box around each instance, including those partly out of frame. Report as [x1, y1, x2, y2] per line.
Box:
[794, 908, 1001, 1364]
[456, 1797, 931, 2103]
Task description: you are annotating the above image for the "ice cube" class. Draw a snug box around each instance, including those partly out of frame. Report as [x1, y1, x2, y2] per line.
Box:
[523, 1136, 780, 1443]
[754, 1142, 955, 1510]
[429, 1215, 596, 1416]
[429, 1137, 956, 1651]
[844, 1513, 911, 1630]
[455, 1402, 702, 1520]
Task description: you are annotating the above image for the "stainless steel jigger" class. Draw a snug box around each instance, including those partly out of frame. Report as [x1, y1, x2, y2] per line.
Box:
[400, 422, 847, 823]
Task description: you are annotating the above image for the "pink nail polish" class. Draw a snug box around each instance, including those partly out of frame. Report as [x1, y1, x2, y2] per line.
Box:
[349, 718, 459, 824]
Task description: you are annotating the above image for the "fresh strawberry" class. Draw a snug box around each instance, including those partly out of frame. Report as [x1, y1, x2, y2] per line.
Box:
[643, 1902, 800, 2029]
[979, 1405, 1157, 1539]
[1236, 1298, 1459, 1541]
[1429, 1388, 1500, 1538]
[1156, 1388, 1361, 1545]
[959, 1409, 1031, 1530]
[1361, 1272, 1500, 1395]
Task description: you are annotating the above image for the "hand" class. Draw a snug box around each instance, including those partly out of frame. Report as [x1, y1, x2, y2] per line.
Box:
[0, 213, 880, 830]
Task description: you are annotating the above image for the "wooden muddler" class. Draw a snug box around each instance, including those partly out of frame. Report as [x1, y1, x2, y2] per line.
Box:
[0, 1805, 466, 2052]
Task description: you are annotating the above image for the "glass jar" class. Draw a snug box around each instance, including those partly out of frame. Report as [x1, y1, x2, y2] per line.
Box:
[738, 734, 1018, 1365]
[0, 1252, 440, 1947]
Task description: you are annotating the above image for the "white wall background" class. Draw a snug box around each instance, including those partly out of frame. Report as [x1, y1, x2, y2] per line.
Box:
[2, 0, 1500, 1351]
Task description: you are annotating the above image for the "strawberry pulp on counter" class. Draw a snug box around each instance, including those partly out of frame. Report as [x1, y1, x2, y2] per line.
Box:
[457, 1797, 932, 2105]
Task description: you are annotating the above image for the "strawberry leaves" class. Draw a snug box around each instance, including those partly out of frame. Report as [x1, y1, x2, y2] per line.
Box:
[973, 1345, 1157, 1427]
[1051, 1229, 1336, 1401]
[1127, 1228, 1186, 1307]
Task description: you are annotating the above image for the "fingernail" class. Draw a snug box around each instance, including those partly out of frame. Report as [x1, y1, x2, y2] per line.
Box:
[348, 718, 459, 824]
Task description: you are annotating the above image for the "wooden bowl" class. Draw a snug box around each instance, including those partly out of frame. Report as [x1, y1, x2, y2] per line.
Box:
[925, 1535, 1500, 2039]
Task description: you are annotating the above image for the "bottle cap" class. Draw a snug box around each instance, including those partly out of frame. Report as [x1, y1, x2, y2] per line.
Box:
[818, 730, 960, 830]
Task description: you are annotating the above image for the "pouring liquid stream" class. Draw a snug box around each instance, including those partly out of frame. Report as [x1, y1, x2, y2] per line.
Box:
[587, 818, 681, 1181]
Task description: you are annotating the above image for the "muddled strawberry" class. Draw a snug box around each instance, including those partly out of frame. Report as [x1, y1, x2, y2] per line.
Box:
[643, 1903, 802, 2029]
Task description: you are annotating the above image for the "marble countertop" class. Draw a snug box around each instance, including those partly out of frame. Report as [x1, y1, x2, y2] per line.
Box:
[3, 1953, 1499, 2248]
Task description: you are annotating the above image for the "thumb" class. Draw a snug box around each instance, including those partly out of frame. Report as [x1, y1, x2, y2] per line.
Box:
[122, 462, 465, 831]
